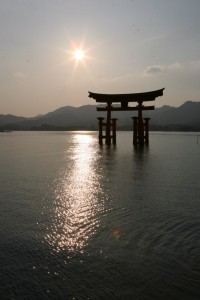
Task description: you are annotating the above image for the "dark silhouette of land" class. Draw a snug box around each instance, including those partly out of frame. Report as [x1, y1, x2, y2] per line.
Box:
[0, 100, 200, 131]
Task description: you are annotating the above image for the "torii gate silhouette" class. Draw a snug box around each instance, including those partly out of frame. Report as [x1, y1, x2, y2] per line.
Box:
[88, 88, 164, 146]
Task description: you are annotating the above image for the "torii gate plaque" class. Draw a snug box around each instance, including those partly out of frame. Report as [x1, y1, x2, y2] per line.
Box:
[88, 88, 164, 146]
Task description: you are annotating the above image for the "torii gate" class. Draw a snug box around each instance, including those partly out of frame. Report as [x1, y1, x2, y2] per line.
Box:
[88, 88, 164, 146]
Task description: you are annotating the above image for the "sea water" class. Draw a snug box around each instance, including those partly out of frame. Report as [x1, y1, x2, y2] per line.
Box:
[0, 131, 200, 299]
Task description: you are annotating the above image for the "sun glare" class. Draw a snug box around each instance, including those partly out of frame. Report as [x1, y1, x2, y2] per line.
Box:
[74, 49, 85, 61]
[60, 39, 96, 73]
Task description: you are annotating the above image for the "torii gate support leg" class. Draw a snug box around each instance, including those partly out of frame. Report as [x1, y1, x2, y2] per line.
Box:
[144, 117, 150, 145]
[111, 118, 117, 145]
[105, 103, 112, 145]
[97, 117, 104, 145]
[132, 117, 138, 146]
[137, 102, 144, 146]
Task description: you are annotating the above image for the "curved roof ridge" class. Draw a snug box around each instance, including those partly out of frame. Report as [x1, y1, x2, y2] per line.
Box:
[88, 88, 165, 103]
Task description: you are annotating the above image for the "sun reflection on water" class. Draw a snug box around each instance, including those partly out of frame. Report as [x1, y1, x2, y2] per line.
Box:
[45, 133, 106, 253]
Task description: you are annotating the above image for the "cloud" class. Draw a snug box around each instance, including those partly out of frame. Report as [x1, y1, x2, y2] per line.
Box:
[141, 34, 167, 44]
[100, 73, 133, 82]
[187, 60, 200, 71]
[145, 66, 163, 74]
[144, 63, 182, 76]
[13, 72, 27, 78]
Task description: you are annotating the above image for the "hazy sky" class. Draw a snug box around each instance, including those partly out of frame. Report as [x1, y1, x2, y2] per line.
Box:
[1, 0, 200, 116]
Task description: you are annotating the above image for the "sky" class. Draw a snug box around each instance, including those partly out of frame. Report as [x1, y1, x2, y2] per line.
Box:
[1, 0, 200, 117]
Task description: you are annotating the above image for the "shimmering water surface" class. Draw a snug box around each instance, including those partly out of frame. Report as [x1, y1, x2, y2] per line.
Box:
[0, 131, 200, 299]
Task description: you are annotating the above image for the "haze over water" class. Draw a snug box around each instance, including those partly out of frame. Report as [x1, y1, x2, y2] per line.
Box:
[0, 131, 200, 299]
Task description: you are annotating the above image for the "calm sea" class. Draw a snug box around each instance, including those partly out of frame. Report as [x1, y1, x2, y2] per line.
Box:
[0, 131, 200, 299]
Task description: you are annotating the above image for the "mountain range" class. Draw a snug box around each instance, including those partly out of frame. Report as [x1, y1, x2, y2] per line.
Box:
[0, 101, 200, 131]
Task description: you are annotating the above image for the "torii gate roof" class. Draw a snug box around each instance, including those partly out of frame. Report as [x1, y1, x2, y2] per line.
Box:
[88, 88, 164, 103]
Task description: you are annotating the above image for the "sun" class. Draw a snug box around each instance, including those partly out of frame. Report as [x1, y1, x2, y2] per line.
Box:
[61, 39, 95, 72]
[74, 49, 85, 61]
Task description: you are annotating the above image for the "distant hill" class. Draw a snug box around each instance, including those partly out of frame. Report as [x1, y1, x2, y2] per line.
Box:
[146, 101, 200, 125]
[0, 114, 27, 127]
[0, 101, 200, 131]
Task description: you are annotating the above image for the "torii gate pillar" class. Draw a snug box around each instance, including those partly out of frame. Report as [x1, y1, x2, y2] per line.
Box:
[132, 116, 151, 146]
[144, 117, 150, 145]
[97, 116, 117, 145]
